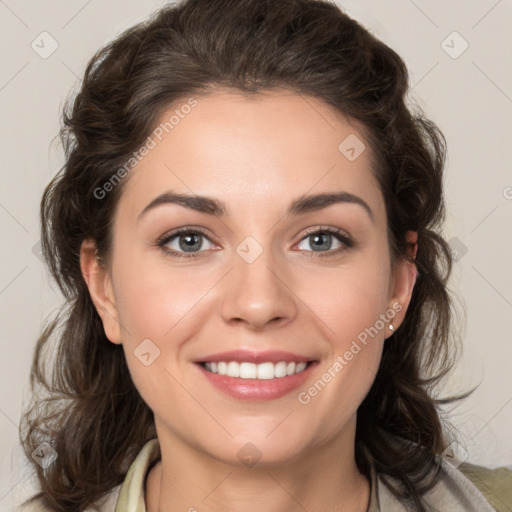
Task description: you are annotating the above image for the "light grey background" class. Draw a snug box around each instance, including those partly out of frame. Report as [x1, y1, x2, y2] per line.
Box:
[1, 0, 511, 509]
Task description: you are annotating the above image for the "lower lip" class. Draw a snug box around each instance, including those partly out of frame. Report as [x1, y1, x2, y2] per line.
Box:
[195, 361, 319, 401]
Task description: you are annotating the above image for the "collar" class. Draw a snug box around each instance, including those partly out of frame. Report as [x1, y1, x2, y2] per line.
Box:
[112, 437, 496, 512]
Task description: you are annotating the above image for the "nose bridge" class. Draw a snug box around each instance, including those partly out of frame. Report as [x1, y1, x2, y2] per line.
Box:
[220, 234, 297, 329]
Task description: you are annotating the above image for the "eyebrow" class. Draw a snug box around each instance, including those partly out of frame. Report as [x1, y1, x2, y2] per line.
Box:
[137, 190, 374, 223]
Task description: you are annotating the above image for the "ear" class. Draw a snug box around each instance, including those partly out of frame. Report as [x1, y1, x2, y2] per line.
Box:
[80, 239, 123, 344]
[386, 231, 418, 335]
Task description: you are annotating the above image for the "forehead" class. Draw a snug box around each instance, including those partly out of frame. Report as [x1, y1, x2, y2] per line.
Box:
[115, 89, 385, 228]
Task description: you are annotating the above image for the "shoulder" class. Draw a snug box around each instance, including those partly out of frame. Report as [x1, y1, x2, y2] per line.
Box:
[375, 459, 512, 512]
[371, 434, 512, 512]
[380, 434, 512, 511]
[420, 458, 512, 512]
[458, 461, 512, 512]
[17, 439, 158, 512]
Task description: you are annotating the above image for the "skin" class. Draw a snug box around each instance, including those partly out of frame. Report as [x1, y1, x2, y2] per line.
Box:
[81, 88, 417, 512]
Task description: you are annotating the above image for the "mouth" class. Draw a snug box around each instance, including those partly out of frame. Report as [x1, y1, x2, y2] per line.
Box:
[192, 349, 319, 401]
[198, 360, 314, 380]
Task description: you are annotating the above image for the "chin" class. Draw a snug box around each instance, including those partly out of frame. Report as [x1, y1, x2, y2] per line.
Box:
[202, 433, 311, 469]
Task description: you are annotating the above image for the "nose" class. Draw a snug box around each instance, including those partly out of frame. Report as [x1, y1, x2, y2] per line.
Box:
[220, 244, 298, 331]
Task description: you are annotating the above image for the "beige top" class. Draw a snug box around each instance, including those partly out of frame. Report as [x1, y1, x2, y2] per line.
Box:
[21, 437, 512, 511]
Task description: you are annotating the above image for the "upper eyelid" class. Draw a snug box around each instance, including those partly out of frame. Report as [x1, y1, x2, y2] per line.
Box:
[159, 226, 351, 250]
[158, 226, 214, 245]
[299, 225, 351, 239]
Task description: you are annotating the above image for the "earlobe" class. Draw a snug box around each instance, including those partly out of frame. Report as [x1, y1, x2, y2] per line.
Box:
[386, 231, 418, 335]
[80, 239, 123, 344]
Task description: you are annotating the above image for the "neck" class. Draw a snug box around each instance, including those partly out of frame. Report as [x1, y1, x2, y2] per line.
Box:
[145, 424, 370, 512]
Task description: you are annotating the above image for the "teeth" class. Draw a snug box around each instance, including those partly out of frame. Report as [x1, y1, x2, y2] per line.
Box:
[240, 362, 257, 379]
[202, 360, 309, 379]
[227, 361, 239, 378]
[296, 362, 308, 373]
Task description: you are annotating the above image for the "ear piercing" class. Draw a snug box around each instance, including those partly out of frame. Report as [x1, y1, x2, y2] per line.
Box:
[389, 324, 394, 331]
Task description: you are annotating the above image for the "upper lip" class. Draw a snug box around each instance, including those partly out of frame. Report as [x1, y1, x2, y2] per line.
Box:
[194, 350, 316, 364]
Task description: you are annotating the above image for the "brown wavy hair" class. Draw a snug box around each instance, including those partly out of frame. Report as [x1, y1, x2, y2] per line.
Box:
[20, 0, 470, 510]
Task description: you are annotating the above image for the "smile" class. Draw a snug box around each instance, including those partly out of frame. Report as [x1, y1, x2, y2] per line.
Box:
[201, 361, 309, 379]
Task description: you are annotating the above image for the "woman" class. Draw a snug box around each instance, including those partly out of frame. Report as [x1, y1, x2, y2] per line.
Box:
[19, 0, 512, 511]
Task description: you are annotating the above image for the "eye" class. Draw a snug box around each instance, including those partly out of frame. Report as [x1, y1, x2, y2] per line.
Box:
[157, 227, 215, 259]
[157, 226, 353, 260]
[296, 227, 352, 257]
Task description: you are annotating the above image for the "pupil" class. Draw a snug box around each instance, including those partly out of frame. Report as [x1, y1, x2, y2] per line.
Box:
[180, 233, 201, 252]
[312, 233, 330, 251]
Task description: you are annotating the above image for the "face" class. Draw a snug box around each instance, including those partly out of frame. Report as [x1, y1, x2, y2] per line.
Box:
[82, 88, 416, 467]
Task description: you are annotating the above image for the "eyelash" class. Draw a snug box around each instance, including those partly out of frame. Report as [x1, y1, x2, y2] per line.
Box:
[156, 226, 353, 260]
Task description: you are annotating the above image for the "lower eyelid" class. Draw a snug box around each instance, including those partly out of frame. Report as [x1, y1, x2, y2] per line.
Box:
[160, 231, 215, 255]
[158, 228, 352, 258]
[297, 238, 351, 260]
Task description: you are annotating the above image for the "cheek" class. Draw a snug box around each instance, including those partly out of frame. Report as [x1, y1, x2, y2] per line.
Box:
[291, 252, 391, 407]
[111, 262, 205, 411]
[296, 254, 391, 345]
[112, 250, 212, 340]
[110, 252, 219, 390]
[293, 271, 390, 441]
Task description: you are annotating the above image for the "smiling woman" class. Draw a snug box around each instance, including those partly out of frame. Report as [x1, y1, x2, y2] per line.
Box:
[18, 1, 512, 512]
